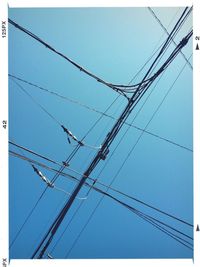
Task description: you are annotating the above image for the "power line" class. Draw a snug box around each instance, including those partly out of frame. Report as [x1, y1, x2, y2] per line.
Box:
[112, 7, 193, 92]
[10, 78, 102, 150]
[9, 8, 192, 260]
[9, 148, 193, 228]
[12, 149, 192, 255]
[9, 92, 120, 251]
[9, 141, 64, 167]
[94, 53, 193, 229]
[93, 189, 193, 242]
[31, 9, 193, 257]
[101, 7, 192, 92]
[33, 92, 121, 229]
[10, 148, 193, 254]
[65, 186, 192, 258]
[8, 10, 192, 94]
[90, 52, 192, 232]
[113, 7, 181, 88]
[9, 74, 192, 152]
[148, 7, 192, 70]
[11, 78, 61, 126]
[8, 18, 129, 99]
[63, 19, 194, 258]
[130, 211, 193, 251]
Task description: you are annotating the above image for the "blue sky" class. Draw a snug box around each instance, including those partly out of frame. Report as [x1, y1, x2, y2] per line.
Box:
[8, 7, 193, 259]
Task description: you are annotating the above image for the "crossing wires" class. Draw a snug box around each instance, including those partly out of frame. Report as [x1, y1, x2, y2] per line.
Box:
[8, 18, 129, 99]
[9, 7, 193, 259]
[30, 7, 193, 259]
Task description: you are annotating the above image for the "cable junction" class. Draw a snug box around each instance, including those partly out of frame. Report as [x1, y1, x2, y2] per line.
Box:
[8, 18, 130, 99]
[32, 164, 54, 188]
[9, 94, 120, 250]
[147, 7, 192, 70]
[9, 10, 192, 96]
[9, 149, 193, 253]
[10, 78, 102, 151]
[9, 8, 193, 258]
[30, 18, 193, 258]
[9, 149, 193, 228]
[9, 74, 192, 152]
[31, 164, 87, 200]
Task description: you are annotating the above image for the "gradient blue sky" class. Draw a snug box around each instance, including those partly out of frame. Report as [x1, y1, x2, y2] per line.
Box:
[9, 7, 193, 259]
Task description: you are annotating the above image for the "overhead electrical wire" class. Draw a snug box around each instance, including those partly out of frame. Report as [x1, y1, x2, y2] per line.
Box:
[94, 190, 193, 242]
[85, 54, 190, 231]
[10, 66, 122, 254]
[16, 147, 192, 258]
[8, 18, 129, 99]
[64, 185, 193, 258]
[8, 10, 191, 95]
[31, 8, 193, 258]
[9, 148, 193, 228]
[9, 140, 64, 167]
[9, 149, 194, 254]
[76, 49, 193, 259]
[9, 7, 193, 259]
[57, 10, 194, 260]
[148, 7, 192, 70]
[111, 7, 181, 89]
[9, 74, 192, 152]
[9, 93, 121, 251]
[10, 78, 102, 150]
[31, 164, 87, 200]
[94, 54, 192, 231]
[31, 93, 121, 247]
[109, 7, 192, 91]
[97, 28, 193, 161]
[129, 211, 193, 251]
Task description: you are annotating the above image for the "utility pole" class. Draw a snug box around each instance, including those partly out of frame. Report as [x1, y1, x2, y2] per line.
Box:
[32, 19, 192, 259]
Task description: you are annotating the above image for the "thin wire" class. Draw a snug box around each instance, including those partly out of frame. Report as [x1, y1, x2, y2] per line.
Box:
[10, 149, 193, 254]
[96, 52, 193, 183]
[114, 7, 192, 91]
[10, 78, 61, 125]
[9, 146, 81, 250]
[10, 78, 102, 150]
[50, 200, 85, 255]
[9, 149, 193, 228]
[9, 74, 192, 152]
[8, 12, 192, 94]
[9, 150, 84, 201]
[8, 73, 119, 114]
[132, 211, 193, 250]
[32, 37, 194, 255]
[10, 147, 193, 253]
[8, 18, 129, 99]
[94, 70, 166, 183]
[106, 6, 191, 91]
[64, 53, 193, 258]
[52, 13, 193, 257]
[101, 53, 192, 200]
[148, 7, 192, 70]
[127, 7, 182, 85]
[95, 188, 193, 241]
[30, 93, 121, 258]
[9, 141, 64, 167]
[16, 8, 192, 258]
[54, 186, 87, 200]
[65, 188, 192, 258]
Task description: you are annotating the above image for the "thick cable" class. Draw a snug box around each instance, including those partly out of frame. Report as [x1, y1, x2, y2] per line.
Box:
[8, 18, 129, 99]
[9, 74, 192, 152]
